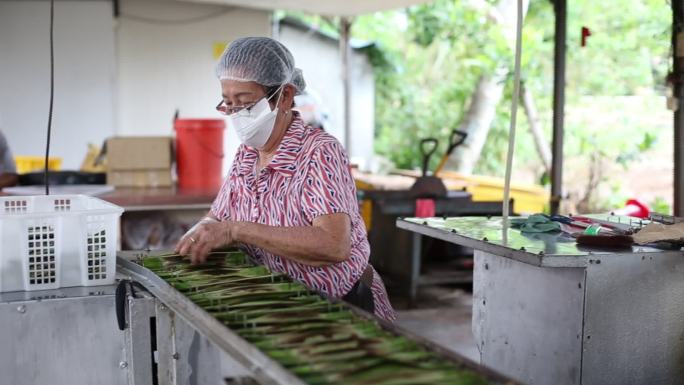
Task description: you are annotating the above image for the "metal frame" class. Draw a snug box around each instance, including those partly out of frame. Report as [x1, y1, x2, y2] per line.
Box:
[117, 253, 519, 385]
[340, 16, 353, 154]
[673, 0, 684, 215]
[122, 291, 157, 384]
[550, 0, 567, 215]
[155, 300, 235, 385]
[407, 231, 476, 302]
[117, 257, 308, 385]
[0, 286, 128, 385]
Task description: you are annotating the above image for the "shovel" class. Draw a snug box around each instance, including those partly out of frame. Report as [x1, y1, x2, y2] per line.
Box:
[409, 138, 448, 201]
[434, 129, 468, 176]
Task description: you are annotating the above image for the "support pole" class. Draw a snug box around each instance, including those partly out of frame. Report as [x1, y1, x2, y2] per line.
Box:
[271, 12, 280, 40]
[340, 17, 352, 155]
[502, 0, 524, 244]
[550, 0, 567, 215]
[673, 0, 684, 216]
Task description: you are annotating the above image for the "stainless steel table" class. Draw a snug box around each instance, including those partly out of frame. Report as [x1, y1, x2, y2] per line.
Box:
[0, 286, 128, 385]
[397, 216, 684, 385]
[0, 283, 261, 385]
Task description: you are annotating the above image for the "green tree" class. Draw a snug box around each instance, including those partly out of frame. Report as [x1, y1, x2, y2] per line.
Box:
[282, 0, 673, 211]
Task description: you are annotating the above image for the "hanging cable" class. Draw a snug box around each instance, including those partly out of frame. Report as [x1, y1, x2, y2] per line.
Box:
[44, 0, 55, 196]
[502, 0, 524, 243]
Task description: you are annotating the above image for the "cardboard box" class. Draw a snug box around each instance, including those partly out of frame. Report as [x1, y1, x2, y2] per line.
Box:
[106, 170, 173, 188]
[106, 137, 174, 187]
[107, 137, 173, 170]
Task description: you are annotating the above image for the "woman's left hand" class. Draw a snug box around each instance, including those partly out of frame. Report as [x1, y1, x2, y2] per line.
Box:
[175, 221, 235, 264]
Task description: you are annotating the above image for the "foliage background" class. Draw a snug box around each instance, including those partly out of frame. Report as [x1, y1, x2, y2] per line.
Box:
[282, 0, 674, 213]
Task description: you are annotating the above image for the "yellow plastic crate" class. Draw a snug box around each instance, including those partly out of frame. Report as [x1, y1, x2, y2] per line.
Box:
[355, 170, 550, 220]
[14, 156, 62, 174]
[438, 171, 549, 214]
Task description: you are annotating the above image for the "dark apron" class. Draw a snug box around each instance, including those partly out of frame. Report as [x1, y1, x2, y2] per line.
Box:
[341, 264, 375, 314]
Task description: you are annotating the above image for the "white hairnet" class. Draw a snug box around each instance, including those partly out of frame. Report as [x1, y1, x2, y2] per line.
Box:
[216, 37, 306, 94]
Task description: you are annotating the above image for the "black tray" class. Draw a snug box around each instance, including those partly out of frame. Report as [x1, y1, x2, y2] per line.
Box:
[18, 171, 106, 186]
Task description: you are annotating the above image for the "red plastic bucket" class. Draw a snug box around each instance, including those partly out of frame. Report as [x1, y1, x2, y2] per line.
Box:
[174, 119, 225, 189]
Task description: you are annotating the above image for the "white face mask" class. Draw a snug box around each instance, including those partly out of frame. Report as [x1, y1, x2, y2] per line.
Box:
[228, 88, 282, 149]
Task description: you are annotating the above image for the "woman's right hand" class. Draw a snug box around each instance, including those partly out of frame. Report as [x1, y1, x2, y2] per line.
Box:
[175, 218, 235, 264]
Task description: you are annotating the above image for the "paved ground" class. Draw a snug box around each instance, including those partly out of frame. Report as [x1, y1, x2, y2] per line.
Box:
[392, 286, 480, 362]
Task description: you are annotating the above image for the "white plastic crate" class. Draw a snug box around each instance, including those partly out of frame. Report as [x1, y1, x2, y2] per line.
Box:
[0, 195, 124, 292]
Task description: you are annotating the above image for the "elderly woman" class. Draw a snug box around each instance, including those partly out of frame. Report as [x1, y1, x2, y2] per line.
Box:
[176, 37, 396, 322]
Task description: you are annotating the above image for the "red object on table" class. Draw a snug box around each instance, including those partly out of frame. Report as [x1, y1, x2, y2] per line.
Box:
[415, 198, 436, 218]
[175, 119, 225, 189]
[581, 26, 592, 47]
[612, 199, 650, 219]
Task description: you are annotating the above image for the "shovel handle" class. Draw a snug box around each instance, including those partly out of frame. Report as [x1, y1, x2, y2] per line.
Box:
[447, 130, 468, 153]
[420, 138, 439, 176]
[434, 130, 468, 175]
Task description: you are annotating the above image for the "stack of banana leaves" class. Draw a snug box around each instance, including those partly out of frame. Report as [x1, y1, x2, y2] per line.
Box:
[141, 251, 512, 385]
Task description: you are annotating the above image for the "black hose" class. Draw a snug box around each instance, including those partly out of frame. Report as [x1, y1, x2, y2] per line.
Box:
[44, 0, 55, 195]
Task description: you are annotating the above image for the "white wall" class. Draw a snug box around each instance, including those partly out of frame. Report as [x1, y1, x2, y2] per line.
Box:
[278, 26, 375, 165]
[0, 1, 372, 173]
[116, 0, 271, 172]
[0, 1, 117, 169]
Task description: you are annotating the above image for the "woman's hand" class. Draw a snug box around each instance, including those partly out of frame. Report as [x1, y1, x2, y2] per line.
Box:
[175, 221, 235, 264]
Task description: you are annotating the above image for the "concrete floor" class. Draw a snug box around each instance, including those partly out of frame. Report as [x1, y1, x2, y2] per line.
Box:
[393, 287, 480, 363]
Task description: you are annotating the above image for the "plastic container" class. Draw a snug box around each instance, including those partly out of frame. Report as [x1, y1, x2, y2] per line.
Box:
[175, 119, 225, 189]
[437, 171, 550, 214]
[14, 156, 62, 174]
[0, 195, 124, 292]
[612, 199, 650, 219]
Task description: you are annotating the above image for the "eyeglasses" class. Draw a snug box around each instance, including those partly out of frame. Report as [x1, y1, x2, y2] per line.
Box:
[215, 100, 259, 116]
[215, 86, 282, 116]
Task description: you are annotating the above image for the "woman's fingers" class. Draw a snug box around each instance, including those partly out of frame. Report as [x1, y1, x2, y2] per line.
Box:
[193, 244, 212, 265]
[175, 237, 185, 254]
[177, 235, 195, 257]
[176, 226, 204, 262]
[178, 222, 231, 264]
[187, 228, 205, 264]
[190, 234, 212, 265]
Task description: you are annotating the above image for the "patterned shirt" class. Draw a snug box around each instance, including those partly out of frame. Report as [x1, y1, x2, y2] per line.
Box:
[211, 113, 396, 321]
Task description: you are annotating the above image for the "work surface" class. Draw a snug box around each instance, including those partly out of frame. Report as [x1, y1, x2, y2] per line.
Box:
[100, 187, 218, 211]
[0, 186, 218, 211]
[397, 216, 684, 268]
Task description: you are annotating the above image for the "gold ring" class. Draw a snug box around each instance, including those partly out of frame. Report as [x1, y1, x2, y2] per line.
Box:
[189, 237, 197, 243]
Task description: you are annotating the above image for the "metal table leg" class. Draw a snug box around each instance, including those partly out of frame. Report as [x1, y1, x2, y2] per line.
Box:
[410, 232, 422, 304]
